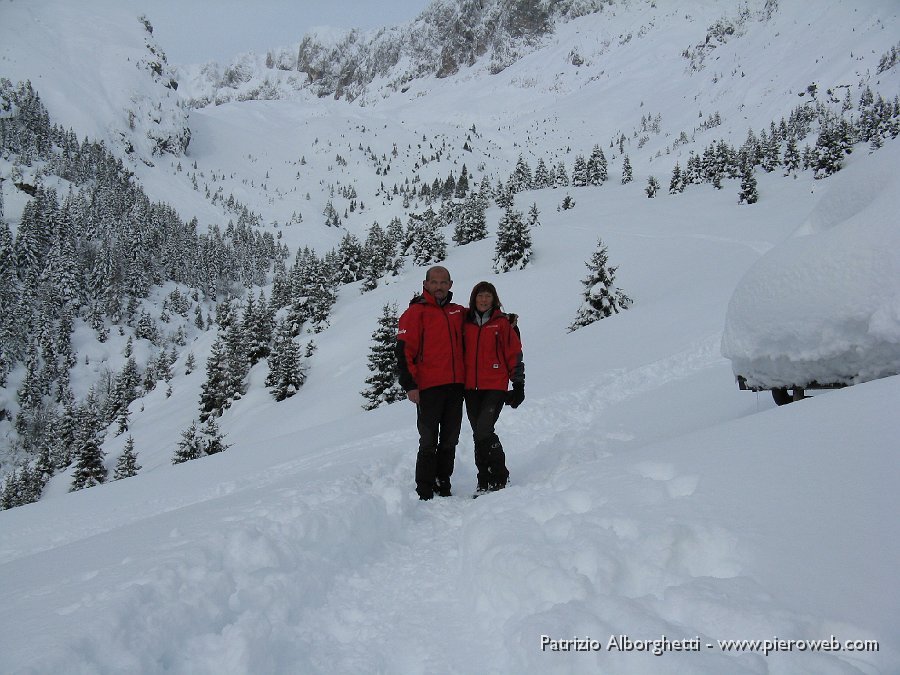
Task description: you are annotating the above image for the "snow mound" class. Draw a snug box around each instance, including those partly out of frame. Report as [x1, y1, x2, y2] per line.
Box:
[722, 140, 900, 389]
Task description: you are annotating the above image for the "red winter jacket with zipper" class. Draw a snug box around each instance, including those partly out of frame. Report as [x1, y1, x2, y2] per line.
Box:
[463, 309, 524, 391]
[395, 290, 465, 392]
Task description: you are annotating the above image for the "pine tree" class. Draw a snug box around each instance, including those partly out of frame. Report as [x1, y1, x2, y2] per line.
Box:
[110, 355, 140, 422]
[813, 124, 844, 178]
[361, 221, 391, 292]
[70, 433, 108, 491]
[571, 155, 588, 187]
[509, 155, 533, 193]
[266, 319, 306, 401]
[587, 144, 608, 185]
[173, 421, 204, 464]
[361, 304, 405, 410]
[783, 137, 801, 174]
[201, 416, 231, 455]
[738, 162, 759, 204]
[242, 290, 273, 365]
[336, 232, 364, 284]
[645, 176, 660, 197]
[453, 192, 488, 246]
[409, 208, 447, 266]
[526, 203, 541, 229]
[199, 336, 230, 421]
[533, 157, 552, 188]
[568, 238, 632, 332]
[669, 162, 684, 194]
[554, 161, 570, 187]
[493, 209, 533, 273]
[621, 155, 633, 184]
[223, 320, 250, 403]
[494, 180, 514, 209]
[113, 436, 141, 479]
[323, 200, 341, 227]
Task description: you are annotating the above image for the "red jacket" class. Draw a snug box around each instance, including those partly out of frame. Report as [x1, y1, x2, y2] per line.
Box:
[463, 310, 523, 391]
[395, 290, 465, 391]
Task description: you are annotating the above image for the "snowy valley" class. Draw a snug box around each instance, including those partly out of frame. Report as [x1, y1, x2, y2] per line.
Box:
[0, 0, 899, 672]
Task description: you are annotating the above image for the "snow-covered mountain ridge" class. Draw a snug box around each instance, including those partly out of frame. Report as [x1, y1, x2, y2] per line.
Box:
[0, 0, 899, 672]
[0, 0, 190, 161]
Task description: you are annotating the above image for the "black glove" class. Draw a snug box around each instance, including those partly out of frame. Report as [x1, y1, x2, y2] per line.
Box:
[507, 382, 525, 409]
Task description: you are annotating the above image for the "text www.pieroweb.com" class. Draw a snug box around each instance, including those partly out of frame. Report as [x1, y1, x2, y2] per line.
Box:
[540, 634, 880, 656]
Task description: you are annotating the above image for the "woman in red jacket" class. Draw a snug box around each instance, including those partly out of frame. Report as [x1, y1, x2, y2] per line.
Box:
[463, 281, 525, 494]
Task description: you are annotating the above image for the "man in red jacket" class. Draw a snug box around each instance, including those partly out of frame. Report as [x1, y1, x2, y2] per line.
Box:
[395, 266, 466, 500]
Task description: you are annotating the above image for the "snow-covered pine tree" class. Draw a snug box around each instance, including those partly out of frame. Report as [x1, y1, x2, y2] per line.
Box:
[738, 162, 759, 204]
[361, 303, 405, 410]
[201, 416, 230, 455]
[587, 144, 608, 185]
[622, 154, 633, 184]
[568, 238, 632, 332]
[361, 221, 388, 293]
[242, 290, 273, 365]
[199, 336, 230, 422]
[554, 161, 570, 188]
[453, 192, 488, 246]
[70, 432, 107, 491]
[223, 318, 250, 402]
[323, 199, 341, 227]
[336, 232, 364, 284]
[669, 162, 684, 194]
[266, 319, 306, 401]
[454, 165, 470, 198]
[113, 435, 141, 479]
[526, 203, 541, 229]
[533, 157, 552, 188]
[783, 137, 801, 175]
[493, 208, 533, 273]
[494, 180, 514, 209]
[571, 155, 588, 187]
[645, 176, 660, 197]
[813, 123, 844, 178]
[409, 208, 447, 266]
[172, 421, 204, 464]
[509, 155, 533, 193]
[306, 254, 338, 332]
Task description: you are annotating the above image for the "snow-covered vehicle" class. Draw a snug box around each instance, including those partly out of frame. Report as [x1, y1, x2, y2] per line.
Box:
[722, 146, 900, 404]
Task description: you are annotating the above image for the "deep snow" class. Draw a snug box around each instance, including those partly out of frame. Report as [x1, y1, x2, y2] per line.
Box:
[1, 0, 899, 673]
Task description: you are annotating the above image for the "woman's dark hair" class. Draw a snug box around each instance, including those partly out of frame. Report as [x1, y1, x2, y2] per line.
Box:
[469, 281, 502, 314]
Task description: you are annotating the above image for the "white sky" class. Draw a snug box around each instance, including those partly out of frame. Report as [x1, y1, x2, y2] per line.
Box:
[130, 0, 434, 64]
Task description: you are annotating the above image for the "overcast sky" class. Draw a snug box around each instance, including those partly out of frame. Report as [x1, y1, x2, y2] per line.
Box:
[132, 0, 434, 64]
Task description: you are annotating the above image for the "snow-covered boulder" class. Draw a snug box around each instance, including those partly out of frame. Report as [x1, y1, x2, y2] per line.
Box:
[722, 140, 900, 390]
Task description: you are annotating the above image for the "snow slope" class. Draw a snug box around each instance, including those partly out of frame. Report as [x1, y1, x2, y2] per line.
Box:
[2, 151, 899, 672]
[1, 0, 899, 673]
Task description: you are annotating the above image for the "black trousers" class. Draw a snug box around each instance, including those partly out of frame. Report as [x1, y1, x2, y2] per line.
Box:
[464, 389, 509, 489]
[415, 384, 464, 496]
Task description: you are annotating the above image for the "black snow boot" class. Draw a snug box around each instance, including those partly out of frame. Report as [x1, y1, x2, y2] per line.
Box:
[434, 444, 455, 496]
[487, 438, 509, 491]
[473, 438, 493, 493]
[434, 477, 452, 497]
[415, 446, 437, 500]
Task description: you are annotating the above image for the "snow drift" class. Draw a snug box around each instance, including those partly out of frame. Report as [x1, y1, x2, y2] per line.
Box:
[722, 144, 900, 390]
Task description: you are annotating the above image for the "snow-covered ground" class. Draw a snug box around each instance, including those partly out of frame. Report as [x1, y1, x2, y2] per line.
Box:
[723, 146, 900, 390]
[2, 151, 898, 672]
[1, 0, 899, 672]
